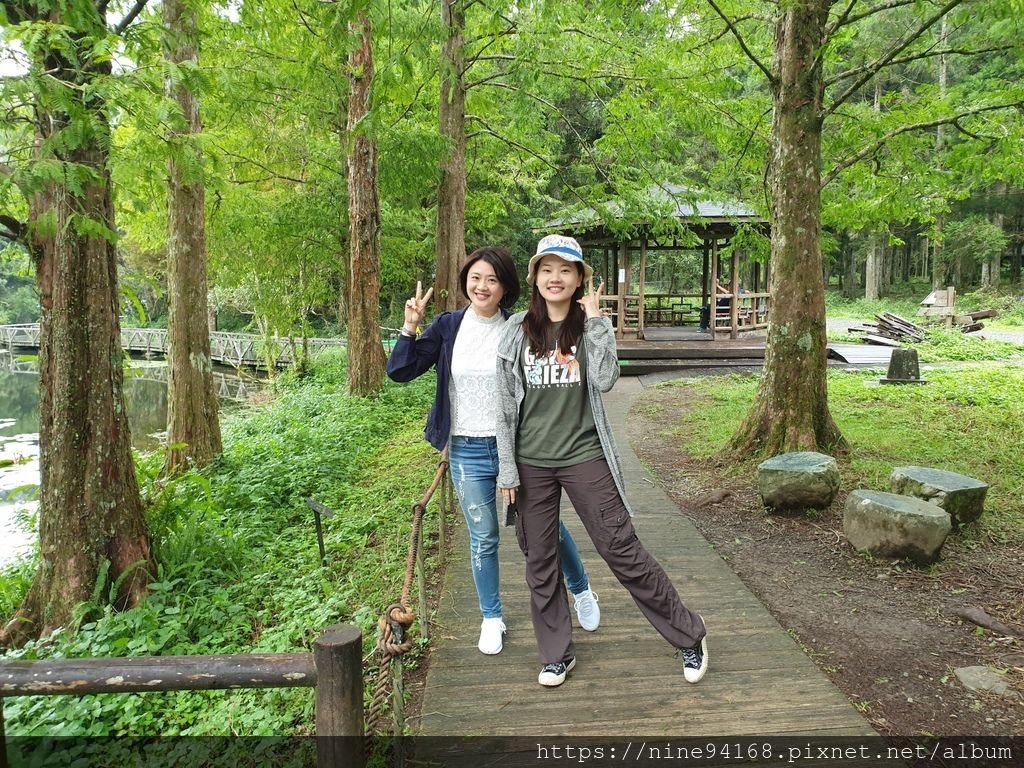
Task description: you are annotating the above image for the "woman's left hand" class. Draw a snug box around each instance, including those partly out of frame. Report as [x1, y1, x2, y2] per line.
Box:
[577, 277, 604, 319]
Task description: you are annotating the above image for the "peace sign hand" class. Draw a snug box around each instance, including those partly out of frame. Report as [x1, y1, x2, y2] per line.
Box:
[403, 281, 434, 332]
[577, 277, 604, 319]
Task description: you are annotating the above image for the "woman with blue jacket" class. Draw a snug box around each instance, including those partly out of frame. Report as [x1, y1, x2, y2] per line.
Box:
[386, 245, 600, 656]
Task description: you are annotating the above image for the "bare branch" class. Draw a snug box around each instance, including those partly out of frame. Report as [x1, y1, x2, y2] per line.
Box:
[823, 0, 966, 120]
[291, 0, 324, 41]
[705, 0, 775, 84]
[385, 77, 432, 130]
[821, 101, 1024, 188]
[465, 21, 517, 74]
[825, 44, 1017, 87]
[464, 71, 509, 90]
[949, 118, 999, 142]
[96, 0, 111, 16]
[113, 0, 150, 35]
[828, 0, 919, 34]
[212, 145, 310, 185]
[825, 0, 860, 39]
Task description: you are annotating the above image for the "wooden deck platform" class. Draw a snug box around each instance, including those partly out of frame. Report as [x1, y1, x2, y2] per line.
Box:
[414, 378, 873, 739]
[616, 333, 893, 376]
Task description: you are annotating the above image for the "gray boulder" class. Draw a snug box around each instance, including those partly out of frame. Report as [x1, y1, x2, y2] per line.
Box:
[843, 489, 952, 564]
[890, 466, 988, 528]
[757, 451, 840, 511]
[954, 666, 1011, 697]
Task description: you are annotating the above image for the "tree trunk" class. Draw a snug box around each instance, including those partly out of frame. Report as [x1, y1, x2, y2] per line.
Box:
[346, 11, 386, 396]
[435, 0, 467, 313]
[2, 4, 153, 643]
[1010, 236, 1022, 286]
[730, 0, 845, 456]
[984, 183, 1005, 288]
[864, 78, 882, 301]
[164, 0, 222, 473]
[932, 17, 949, 291]
[865, 232, 882, 300]
[841, 231, 858, 298]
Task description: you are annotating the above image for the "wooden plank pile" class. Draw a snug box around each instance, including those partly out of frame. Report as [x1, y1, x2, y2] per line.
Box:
[848, 310, 996, 346]
[847, 313, 925, 346]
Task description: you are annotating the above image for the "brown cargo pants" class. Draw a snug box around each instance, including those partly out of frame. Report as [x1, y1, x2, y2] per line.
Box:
[516, 456, 705, 665]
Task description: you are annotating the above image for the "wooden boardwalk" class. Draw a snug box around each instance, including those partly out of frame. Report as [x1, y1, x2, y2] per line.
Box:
[415, 377, 873, 738]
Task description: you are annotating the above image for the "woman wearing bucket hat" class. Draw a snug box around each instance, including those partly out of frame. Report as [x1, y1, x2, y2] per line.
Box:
[386, 245, 601, 656]
[495, 234, 708, 687]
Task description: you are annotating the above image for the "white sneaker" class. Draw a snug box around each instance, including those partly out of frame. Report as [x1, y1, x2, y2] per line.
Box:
[573, 589, 600, 631]
[478, 617, 506, 655]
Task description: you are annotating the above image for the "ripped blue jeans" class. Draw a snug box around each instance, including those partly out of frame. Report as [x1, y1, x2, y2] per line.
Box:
[449, 435, 590, 619]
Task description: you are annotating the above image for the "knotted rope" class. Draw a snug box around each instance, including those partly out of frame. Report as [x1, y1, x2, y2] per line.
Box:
[365, 452, 450, 740]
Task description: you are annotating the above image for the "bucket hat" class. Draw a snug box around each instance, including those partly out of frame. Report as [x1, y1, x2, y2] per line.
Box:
[526, 234, 593, 284]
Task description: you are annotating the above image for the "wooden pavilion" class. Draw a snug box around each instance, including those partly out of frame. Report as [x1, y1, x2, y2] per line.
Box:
[546, 184, 770, 341]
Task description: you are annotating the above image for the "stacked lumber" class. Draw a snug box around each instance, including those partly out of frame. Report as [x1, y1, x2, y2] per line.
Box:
[847, 313, 925, 346]
[848, 309, 996, 345]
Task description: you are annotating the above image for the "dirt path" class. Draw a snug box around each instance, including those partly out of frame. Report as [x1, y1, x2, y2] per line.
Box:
[628, 383, 1024, 737]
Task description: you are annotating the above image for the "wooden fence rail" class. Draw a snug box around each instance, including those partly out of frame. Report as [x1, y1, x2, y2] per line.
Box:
[0, 624, 364, 768]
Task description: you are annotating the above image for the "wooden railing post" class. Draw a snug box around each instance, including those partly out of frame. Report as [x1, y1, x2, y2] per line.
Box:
[313, 624, 364, 768]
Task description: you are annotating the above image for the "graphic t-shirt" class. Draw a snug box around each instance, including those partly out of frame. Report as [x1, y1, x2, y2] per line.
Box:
[516, 322, 604, 467]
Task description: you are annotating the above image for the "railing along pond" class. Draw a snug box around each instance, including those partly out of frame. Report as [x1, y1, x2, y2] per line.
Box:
[0, 324, 348, 371]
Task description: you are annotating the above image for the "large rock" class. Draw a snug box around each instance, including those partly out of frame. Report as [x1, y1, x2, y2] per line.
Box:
[844, 489, 952, 564]
[890, 466, 988, 528]
[757, 451, 840, 511]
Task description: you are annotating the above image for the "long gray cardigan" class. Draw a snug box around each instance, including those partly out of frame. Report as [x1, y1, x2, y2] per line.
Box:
[494, 312, 634, 516]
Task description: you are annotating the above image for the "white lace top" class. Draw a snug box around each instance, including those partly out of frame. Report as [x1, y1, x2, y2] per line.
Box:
[449, 309, 505, 437]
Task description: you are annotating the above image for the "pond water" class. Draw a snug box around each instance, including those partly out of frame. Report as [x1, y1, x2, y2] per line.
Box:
[0, 351, 262, 567]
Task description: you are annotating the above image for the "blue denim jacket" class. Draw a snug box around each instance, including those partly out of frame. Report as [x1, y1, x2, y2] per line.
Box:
[386, 306, 510, 452]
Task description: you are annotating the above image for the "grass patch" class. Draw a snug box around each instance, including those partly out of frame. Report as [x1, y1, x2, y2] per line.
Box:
[658, 366, 1024, 544]
[825, 291, 922, 321]
[1, 348, 441, 735]
[911, 328, 1024, 362]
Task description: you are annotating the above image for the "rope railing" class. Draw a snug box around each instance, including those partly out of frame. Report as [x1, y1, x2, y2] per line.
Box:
[364, 451, 451, 745]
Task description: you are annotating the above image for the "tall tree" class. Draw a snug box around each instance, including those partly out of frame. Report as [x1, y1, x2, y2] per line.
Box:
[707, 0, 1024, 454]
[932, 15, 951, 290]
[727, 0, 846, 454]
[164, 0, 222, 472]
[434, 0, 466, 312]
[346, 7, 386, 395]
[0, 0, 153, 644]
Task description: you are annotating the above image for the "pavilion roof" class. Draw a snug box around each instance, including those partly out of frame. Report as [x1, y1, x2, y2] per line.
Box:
[543, 183, 765, 241]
